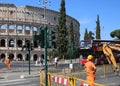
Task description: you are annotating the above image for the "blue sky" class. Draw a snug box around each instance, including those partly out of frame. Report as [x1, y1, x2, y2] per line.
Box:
[0, 0, 120, 40]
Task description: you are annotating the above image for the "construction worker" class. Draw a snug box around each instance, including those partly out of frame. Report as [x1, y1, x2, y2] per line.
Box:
[6, 56, 11, 70]
[84, 55, 96, 86]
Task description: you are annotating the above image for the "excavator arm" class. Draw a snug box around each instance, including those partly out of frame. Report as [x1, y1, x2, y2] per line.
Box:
[102, 43, 120, 73]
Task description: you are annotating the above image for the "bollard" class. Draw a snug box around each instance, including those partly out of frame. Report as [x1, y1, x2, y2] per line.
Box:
[69, 77, 76, 86]
[47, 73, 51, 86]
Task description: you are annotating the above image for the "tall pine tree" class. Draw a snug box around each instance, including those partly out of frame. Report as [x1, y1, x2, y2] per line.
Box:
[96, 15, 101, 39]
[56, 0, 68, 58]
[84, 28, 89, 40]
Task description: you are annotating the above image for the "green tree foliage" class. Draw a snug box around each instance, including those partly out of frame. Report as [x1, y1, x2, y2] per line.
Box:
[84, 28, 94, 40]
[56, 0, 68, 58]
[96, 15, 101, 39]
[66, 20, 76, 59]
[69, 20, 75, 45]
[110, 29, 120, 39]
[88, 31, 94, 40]
[84, 28, 89, 40]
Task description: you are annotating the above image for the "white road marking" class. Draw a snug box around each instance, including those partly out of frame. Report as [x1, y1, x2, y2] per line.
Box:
[0, 79, 28, 85]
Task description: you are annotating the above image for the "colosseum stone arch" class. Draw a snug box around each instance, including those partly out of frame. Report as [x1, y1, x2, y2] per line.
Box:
[0, 3, 80, 61]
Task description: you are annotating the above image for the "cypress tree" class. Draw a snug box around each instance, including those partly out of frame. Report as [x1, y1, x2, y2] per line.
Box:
[96, 15, 101, 39]
[56, 0, 68, 58]
[84, 28, 89, 40]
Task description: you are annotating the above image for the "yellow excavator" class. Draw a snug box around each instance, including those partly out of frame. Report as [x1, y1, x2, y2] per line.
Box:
[103, 43, 120, 75]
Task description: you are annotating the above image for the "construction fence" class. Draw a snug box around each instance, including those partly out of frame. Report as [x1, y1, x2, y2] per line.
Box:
[40, 63, 120, 86]
[40, 70, 104, 86]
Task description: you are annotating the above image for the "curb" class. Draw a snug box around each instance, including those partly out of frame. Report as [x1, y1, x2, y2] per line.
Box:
[24, 74, 39, 79]
[19, 74, 40, 79]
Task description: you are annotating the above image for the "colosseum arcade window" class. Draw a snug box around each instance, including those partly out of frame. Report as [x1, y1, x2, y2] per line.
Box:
[17, 25, 22, 34]
[9, 39, 14, 47]
[9, 25, 14, 29]
[33, 27, 37, 34]
[25, 12, 30, 17]
[17, 25, 22, 30]
[1, 39, 5, 47]
[41, 14, 44, 18]
[1, 53, 5, 60]
[17, 40, 22, 47]
[9, 53, 14, 60]
[1, 25, 6, 29]
[17, 54, 23, 61]
[33, 27, 37, 31]
[25, 26, 30, 30]
[33, 54, 38, 61]
[25, 26, 30, 34]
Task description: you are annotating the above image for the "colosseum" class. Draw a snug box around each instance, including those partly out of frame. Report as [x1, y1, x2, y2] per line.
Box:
[0, 3, 80, 61]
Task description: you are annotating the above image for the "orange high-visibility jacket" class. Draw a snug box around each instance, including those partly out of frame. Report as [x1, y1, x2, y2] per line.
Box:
[6, 58, 10, 64]
[84, 61, 96, 77]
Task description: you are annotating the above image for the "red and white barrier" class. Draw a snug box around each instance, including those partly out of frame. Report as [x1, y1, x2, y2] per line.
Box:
[80, 81, 89, 86]
[51, 76, 68, 86]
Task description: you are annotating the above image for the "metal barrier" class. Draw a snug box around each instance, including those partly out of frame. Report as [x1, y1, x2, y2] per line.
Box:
[40, 69, 104, 86]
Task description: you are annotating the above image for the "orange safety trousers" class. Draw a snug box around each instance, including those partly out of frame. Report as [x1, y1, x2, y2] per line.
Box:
[87, 76, 95, 86]
[6, 63, 10, 69]
[6, 59, 11, 69]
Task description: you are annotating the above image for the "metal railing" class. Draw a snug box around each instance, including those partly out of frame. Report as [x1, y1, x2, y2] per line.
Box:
[40, 69, 104, 86]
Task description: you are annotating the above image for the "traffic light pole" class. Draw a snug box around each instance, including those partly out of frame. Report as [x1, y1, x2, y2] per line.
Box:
[21, 43, 31, 75]
[44, 25, 48, 86]
[28, 48, 31, 75]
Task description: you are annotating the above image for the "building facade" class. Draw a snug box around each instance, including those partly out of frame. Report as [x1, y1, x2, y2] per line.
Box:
[0, 3, 80, 61]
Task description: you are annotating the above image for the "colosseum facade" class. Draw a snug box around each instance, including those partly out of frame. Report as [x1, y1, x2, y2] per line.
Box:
[0, 3, 80, 61]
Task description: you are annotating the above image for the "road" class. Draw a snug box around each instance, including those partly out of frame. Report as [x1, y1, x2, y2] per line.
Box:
[0, 77, 40, 86]
[0, 61, 120, 86]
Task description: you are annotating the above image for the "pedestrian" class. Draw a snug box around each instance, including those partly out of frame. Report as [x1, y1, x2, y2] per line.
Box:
[40, 57, 44, 66]
[84, 55, 96, 86]
[40, 54, 44, 65]
[54, 56, 58, 68]
[6, 56, 11, 70]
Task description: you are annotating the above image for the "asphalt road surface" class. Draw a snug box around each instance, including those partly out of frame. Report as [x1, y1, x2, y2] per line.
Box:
[0, 61, 120, 86]
[0, 77, 40, 86]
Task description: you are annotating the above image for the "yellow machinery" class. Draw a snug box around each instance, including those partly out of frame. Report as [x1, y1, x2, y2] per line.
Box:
[103, 43, 120, 75]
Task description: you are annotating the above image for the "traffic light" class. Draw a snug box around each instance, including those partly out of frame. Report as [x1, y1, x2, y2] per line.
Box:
[32, 26, 44, 48]
[32, 32, 39, 41]
[26, 41, 30, 50]
[39, 28, 44, 48]
[47, 29, 56, 48]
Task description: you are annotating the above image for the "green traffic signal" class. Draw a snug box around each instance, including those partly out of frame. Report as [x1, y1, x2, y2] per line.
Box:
[32, 26, 56, 48]
[47, 29, 56, 48]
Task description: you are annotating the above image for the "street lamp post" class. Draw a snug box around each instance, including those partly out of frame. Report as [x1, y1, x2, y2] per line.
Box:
[44, 25, 48, 86]
[39, 0, 51, 86]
